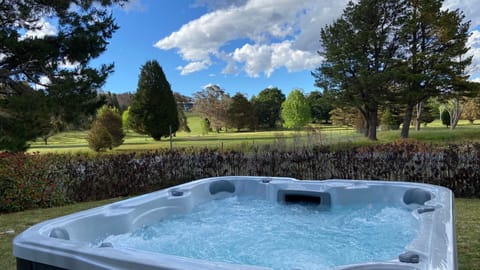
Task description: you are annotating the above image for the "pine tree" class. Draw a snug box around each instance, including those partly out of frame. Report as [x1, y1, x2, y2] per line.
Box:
[0, 0, 123, 151]
[129, 60, 179, 141]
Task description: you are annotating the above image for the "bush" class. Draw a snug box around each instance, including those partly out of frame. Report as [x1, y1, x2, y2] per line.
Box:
[2, 142, 480, 213]
[87, 106, 125, 152]
[0, 152, 67, 212]
[441, 110, 451, 127]
[87, 121, 113, 152]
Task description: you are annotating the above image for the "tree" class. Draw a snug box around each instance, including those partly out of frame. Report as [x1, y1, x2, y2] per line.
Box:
[174, 93, 191, 133]
[0, 0, 124, 151]
[227, 93, 257, 131]
[129, 60, 179, 141]
[122, 106, 131, 132]
[396, 0, 472, 137]
[87, 106, 124, 152]
[313, 0, 405, 140]
[281, 89, 311, 130]
[193, 85, 231, 132]
[306, 91, 333, 124]
[96, 106, 125, 147]
[87, 121, 113, 152]
[0, 87, 51, 152]
[441, 110, 451, 128]
[251, 87, 285, 129]
[462, 99, 479, 124]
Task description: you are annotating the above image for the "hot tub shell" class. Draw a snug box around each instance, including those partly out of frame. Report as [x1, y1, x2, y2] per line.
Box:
[13, 177, 456, 270]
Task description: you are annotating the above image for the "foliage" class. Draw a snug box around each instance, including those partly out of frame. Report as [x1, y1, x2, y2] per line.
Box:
[3, 142, 480, 213]
[87, 120, 113, 152]
[174, 93, 191, 133]
[329, 107, 358, 127]
[227, 93, 257, 131]
[380, 108, 397, 131]
[419, 102, 437, 126]
[0, 0, 124, 151]
[462, 99, 479, 124]
[306, 91, 333, 124]
[441, 110, 451, 127]
[122, 106, 131, 131]
[394, 0, 472, 137]
[251, 87, 285, 128]
[200, 118, 210, 135]
[281, 89, 311, 130]
[314, 0, 404, 140]
[314, 0, 473, 139]
[0, 152, 67, 212]
[0, 89, 51, 152]
[193, 85, 231, 132]
[129, 60, 179, 140]
[97, 106, 125, 147]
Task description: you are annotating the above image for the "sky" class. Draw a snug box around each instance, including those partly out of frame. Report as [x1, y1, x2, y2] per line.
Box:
[84, 0, 480, 97]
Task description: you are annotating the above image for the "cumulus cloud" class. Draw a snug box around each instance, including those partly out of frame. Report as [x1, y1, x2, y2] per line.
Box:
[155, 0, 344, 77]
[156, 0, 480, 78]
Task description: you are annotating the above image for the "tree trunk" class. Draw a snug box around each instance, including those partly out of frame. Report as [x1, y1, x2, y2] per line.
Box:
[415, 102, 423, 131]
[450, 98, 463, 130]
[401, 105, 414, 138]
[367, 112, 378, 140]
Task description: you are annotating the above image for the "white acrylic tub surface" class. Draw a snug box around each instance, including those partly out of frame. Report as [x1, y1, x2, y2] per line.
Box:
[13, 177, 456, 270]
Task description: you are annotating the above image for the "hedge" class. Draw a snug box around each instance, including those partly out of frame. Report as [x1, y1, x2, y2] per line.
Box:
[1, 142, 479, 212]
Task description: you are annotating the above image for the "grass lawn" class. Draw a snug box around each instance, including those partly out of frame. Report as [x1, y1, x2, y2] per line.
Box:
[0, 198, 478, 270]
[26, 116, 480, 154]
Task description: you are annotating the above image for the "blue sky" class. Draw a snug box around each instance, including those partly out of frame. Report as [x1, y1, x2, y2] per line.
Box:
[89, 0, 480, 98]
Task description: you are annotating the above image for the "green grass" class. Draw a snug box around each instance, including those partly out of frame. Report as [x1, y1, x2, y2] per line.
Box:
[0, 198, 478, 269]
[26, 115, 480, 154]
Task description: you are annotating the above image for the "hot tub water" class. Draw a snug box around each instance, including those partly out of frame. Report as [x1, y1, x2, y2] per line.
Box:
[101, 196, 419, 270]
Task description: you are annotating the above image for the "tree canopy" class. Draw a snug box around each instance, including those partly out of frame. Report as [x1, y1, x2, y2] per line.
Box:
[281, 89, 311, 130]
[129, 60, 179, 141]
[227, 93, 256, 131]
[313, 0, 473, 140]
[193, 85, 231, 132]
[251, 87, 285, 129]
[0, 0, 124, 151]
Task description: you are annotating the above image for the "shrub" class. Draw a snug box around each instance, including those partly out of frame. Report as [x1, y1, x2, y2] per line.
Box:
[87, 106, 125, 152]
[2, 142, 480, 213]
[441, 110, 451, 127]
[87, 121, 113, 152]
[0, 152, 67, 212]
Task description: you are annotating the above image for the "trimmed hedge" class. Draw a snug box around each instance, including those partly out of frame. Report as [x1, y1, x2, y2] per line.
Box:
[1, 142, 480, 212]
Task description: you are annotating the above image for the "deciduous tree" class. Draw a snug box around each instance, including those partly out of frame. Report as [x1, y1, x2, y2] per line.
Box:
[251, 87, 285, 129]
[227, 93, 256, 131]
[193, 85, 231, 132]
[281, 89, 311, 130]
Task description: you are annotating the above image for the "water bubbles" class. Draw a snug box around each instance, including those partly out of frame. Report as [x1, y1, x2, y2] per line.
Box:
[102, 198, 418, 270]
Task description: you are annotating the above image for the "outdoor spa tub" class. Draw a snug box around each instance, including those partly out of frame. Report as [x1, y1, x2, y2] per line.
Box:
[13, 177, 456, 270]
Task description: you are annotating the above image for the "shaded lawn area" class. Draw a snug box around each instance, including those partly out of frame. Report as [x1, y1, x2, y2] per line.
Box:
[0, 198, 478, 270]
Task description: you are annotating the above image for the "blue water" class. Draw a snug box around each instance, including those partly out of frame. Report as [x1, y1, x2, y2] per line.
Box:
[102, 197, 419, 270]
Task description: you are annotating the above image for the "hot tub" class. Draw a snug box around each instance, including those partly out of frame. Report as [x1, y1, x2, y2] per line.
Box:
[13, 177, 456, 270]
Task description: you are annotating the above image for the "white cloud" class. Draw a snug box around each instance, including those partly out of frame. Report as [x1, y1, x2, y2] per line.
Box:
[22, 18, 57, 40]
[466, 30, 480, 78]
[121, 0, 147, 13]
[156, 0, 480, 78]
[177, 60, 211, 75]
[155, 0, 343, 77]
